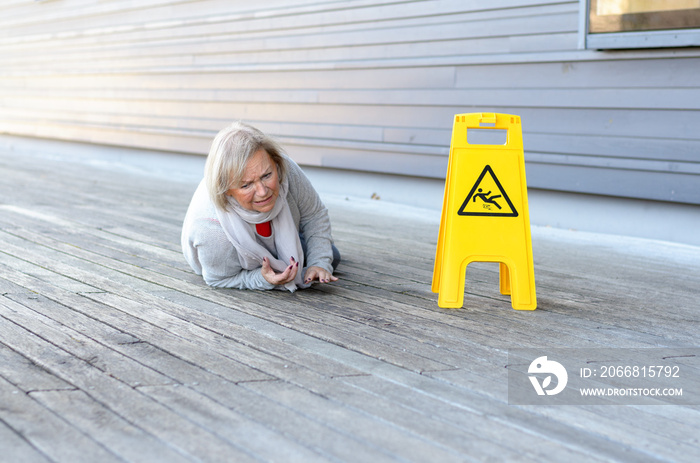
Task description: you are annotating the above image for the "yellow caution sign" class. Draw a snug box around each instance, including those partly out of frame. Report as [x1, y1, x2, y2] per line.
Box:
[432, 113, 536, 310]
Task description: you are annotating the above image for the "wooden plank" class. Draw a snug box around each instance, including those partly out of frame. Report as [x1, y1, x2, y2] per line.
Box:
[0, 0, 571, 51]
[454, 57, 700, 89]
[0, 0, 183, 29]
[362, 362, 700, 463]
[0, 341, 75, 393]
[524, 132, 700, 163]
[0, 296, 172, 388]
[0, 232, 166, 293]
[0, 366, 123, 463]
[138, 384, 336, 463]
[0, 419, 53, 463]
[4, 94, 700, 142]
[4, 278, 540, 458]
[90, 287, 453, 374]
[0, 262, 38, 294]
[22, 84, 666, 111]
[3, 288, 397, 461]
[259, 375, 599, 463]
[525, 151, 700, 175]
[330, 229, 700, 346]
[151, 289, 376, 379]
[3, 269, 419, 460]
[341, 374, 699, 463]
[29, 389, 194, 463]
[343, 255, 699, 351]
[313, 276, 665, 353]
[526, 162, 700, 204]
[0, 257, 101, 295]
[325, 205, 700, 350]
[491, 387, 700, 460]
[84, 289, 371, 379]
[185, 378, 405, 463]
[243, 379, 476, 463]
[0, 0, 249, 35]
[1, 224, 468, 374]
[0, 215, 191, 279]
[3, 278, 272, 385]
[4, 14, 577, 72]
[0, 311, 260, 463]
[0, 66, 457, 90]
[2, 290, 234, 388]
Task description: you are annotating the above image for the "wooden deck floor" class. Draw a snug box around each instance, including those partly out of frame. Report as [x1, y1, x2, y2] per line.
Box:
[1, 145, 699, 463]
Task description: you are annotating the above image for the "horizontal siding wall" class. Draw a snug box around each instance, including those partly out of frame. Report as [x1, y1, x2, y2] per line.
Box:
[1, 0, 699, 204]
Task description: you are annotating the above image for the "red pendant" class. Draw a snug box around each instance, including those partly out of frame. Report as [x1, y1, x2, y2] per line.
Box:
[255, 221, 272, 237]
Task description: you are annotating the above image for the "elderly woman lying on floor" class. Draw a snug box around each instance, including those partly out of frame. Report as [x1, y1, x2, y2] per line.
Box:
[181, 122, 340, 291]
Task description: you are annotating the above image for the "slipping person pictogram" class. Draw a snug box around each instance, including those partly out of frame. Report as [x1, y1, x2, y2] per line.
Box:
[473, 188, 502, 210]
[457, 165, 517, 217]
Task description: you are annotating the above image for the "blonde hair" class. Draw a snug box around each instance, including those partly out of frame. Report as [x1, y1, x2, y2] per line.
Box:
[205, 121, 287, 211]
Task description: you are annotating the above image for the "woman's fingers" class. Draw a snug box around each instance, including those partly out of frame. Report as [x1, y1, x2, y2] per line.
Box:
[303, 266, 320, 284]
[261, 257, 281, 284]
[261, 257, 299, 285]
[274, 261, 298, 285]
[304, 266, 338, 284]
[286, 260, 299, 283]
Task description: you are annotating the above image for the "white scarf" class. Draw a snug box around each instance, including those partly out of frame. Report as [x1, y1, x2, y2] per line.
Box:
[215, 176, 307, 292]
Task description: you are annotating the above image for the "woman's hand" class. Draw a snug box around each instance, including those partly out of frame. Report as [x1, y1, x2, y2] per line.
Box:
[261, 256, 299, 286]
[304, 266, 338, 285]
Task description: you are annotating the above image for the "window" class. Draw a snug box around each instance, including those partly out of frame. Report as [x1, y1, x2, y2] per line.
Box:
[581, 0, 700, 49]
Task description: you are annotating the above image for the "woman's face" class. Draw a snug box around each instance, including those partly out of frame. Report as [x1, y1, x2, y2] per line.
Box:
[227, 149, 280, 213]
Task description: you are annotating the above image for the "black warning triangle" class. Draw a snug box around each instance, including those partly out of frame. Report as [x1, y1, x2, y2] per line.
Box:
[458, 165, 518, 217]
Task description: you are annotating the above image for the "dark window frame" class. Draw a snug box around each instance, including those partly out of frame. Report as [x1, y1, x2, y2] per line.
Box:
[580, 0, 700, 49]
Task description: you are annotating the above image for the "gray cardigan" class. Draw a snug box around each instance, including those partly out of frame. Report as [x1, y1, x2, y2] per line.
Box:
[181, 157, 334, 290]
